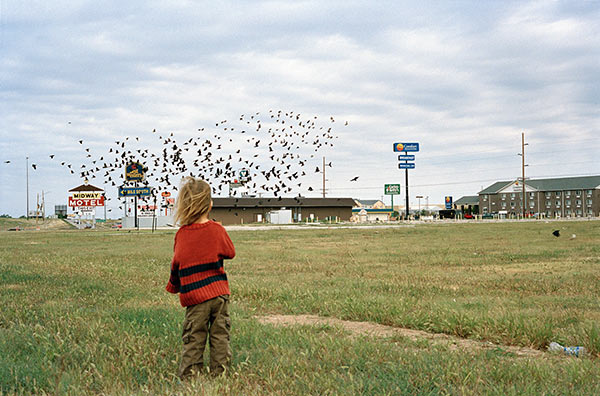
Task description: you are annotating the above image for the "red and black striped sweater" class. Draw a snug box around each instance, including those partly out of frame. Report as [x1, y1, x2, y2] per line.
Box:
[166, 221, 235, 307]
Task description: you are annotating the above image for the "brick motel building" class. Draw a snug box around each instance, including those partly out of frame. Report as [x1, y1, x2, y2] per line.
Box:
[209, 197, 355, 225]
[478, 175, 600, 218]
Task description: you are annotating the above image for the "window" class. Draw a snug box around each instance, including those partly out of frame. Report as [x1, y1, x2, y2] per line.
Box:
[530, 201, 535, 208]
[576, 199, 582, 206]
[587, 190, 593, 197]
[545, 192, 551, 199]
[577, 209, 582, 216]
[555, 191, 561, 197]
[566, 199, 571, 206]
[483, 207, 488, 213]
[510, 202, 515, 208]
[546, 201, 551, 208]
[588, 199, 593, 206]
[576, 190, 582, 196]
[502, 202, 507, 208]
[529, 192, 535, 198]
[511, 193, 516, 200]
[565, 191, 571, 197]
[566, 209, 571, 215]
[483, 195, 488, 201]
[502, 194, 506, 200]
[556, 201, 561, 207]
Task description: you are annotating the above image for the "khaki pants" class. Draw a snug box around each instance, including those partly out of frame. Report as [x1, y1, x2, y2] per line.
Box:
[178, 295, 231, 378]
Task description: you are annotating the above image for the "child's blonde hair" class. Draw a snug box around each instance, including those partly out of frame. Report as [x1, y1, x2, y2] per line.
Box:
[174, 177, 212, 226]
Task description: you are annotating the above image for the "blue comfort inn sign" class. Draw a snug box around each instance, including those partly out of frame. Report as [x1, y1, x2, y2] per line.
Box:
[393, 142, 419, 152]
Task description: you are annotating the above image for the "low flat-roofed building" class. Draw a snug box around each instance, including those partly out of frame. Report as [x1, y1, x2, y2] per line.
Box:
[478, 175, 600, 218]
[210, 197, 355, 225]
[454, 196, 479, 216]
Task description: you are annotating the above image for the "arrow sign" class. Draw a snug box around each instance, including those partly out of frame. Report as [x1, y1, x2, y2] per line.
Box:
[398, 155, 415, 161]
[119, 187, 152, 197]
[398, 163, 415, 169]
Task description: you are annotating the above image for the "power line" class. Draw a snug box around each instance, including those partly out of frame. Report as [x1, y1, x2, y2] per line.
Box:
[329, 171, 600, 191]
[416, 136, 599, 160]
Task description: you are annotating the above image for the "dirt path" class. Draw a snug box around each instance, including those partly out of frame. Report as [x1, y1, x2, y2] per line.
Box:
[257, 314, 544, 358]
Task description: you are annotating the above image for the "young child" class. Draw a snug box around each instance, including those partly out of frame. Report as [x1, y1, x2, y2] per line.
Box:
[166, 177, 235, 378]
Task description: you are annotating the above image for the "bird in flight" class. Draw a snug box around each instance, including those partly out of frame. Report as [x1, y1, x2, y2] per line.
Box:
[350, 176, 359, 181]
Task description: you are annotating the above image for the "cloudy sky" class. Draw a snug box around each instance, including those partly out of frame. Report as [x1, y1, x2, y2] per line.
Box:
[1, 0, 599, 217]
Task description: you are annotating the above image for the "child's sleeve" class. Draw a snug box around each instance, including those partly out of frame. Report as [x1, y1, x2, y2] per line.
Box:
[165, 234, 180, 294]
[166, 258, 180, 294]
[221, 229, 236, 260]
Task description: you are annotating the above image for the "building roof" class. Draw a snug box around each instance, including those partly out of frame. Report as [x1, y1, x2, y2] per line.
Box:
[478, 175, 600, 194]
[212, 197, 355, 208]
[354, 199, 382, 206]
[68, 183, 104, 192]
[478, 181, 513, 195]
[351, 208, 393, 213]
[454, 196, 479, 205]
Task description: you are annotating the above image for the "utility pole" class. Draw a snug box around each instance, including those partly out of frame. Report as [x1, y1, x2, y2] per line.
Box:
[322, 156, 326, 198]
[519, 132, 529, 218]
[26, 156, 29, 219]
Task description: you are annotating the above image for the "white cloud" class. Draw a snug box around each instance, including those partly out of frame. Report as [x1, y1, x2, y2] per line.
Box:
[1, 0, 599, 216]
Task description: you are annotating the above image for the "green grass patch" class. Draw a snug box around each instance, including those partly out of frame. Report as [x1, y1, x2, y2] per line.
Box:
[1, 220, 600, 394]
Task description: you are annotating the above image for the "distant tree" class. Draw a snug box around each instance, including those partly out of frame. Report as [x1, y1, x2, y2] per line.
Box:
[19, 215, 26, 218]
[0, 214, 11, 218]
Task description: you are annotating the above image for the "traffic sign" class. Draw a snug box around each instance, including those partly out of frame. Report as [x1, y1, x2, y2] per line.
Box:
[393, 142, 419, 152]
[384, 184, 401, 195]
[398, 155, 415, 161]
[119, 187, 152, 197]
[398, 163, 415, 169]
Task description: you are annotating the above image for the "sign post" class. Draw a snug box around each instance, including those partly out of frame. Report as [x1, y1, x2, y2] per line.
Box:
[161, 191, 171, 216]
[393, 143, 419, 219]
[385, 184, 401, 218]
[124, 162, 147, 230]
[68, 184, 104, 230]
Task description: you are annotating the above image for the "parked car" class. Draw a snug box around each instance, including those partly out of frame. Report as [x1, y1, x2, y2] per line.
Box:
[111, 223, 122, 229]
[464, 213, 474, 219]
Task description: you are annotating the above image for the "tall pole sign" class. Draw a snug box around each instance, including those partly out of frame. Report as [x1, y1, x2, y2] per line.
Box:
[385, 184, 401, 218]
[393, 143, 419, 219]
[125, 161, 147, 229]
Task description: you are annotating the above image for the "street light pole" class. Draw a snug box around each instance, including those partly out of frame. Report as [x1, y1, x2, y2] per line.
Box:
[416, 195, 423, 216]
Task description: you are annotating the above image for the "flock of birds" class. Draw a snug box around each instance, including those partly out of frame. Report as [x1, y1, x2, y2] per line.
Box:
[4, 110, 359, 214]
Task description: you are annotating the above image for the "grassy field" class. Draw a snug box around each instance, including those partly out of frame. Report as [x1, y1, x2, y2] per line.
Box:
[1, 220, 600, 395]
